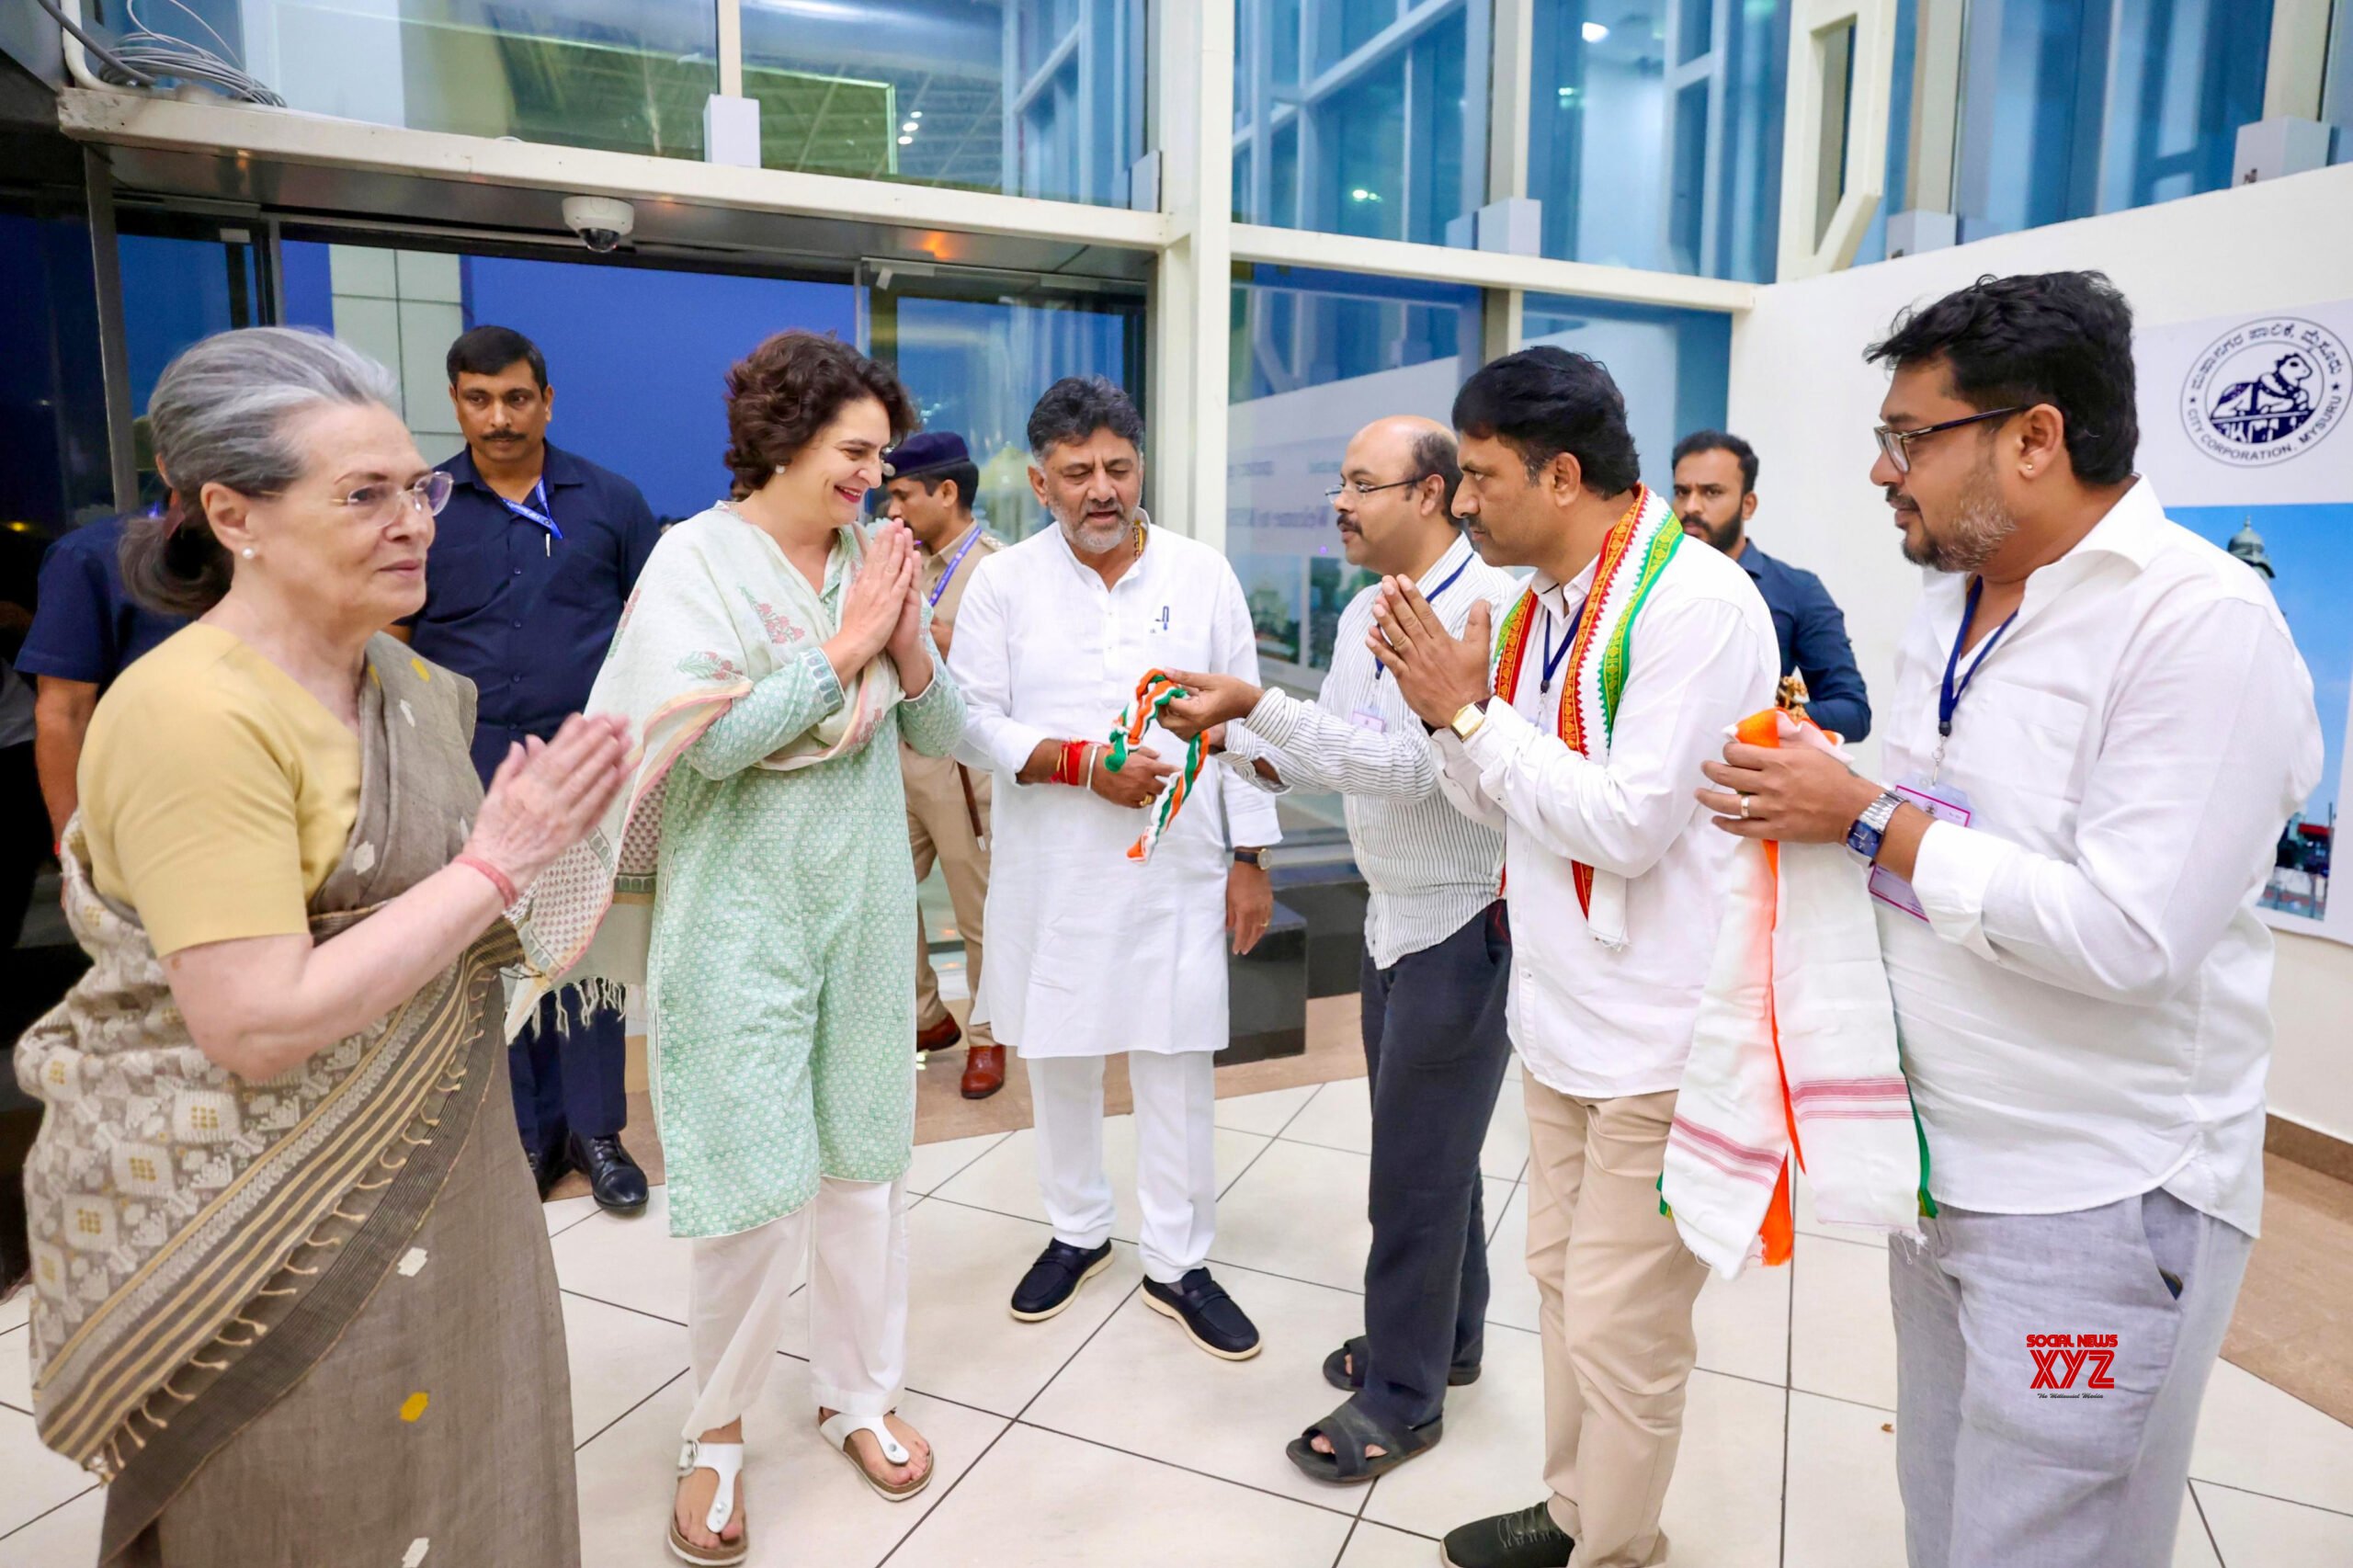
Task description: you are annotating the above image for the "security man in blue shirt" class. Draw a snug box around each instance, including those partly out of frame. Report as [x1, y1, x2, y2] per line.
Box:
[17, 514, 188, 843]
[395, 324, 664, 1211]
[1671, 429, 1872, 742]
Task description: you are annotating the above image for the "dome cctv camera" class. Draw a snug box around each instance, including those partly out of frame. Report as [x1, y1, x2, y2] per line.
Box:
[561, 195, 635, 254]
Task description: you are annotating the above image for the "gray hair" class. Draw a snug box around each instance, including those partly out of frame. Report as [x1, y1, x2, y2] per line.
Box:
[1026, 375, 1145, 462]
[121, 327, 402, 616]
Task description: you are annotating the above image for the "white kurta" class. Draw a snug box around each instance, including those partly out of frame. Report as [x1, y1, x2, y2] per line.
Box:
[950, 520, 1283, 1059]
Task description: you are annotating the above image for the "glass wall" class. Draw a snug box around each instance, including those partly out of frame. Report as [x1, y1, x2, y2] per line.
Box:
[1228, 267, 1484, 835]
[1946, 0, 2272, 244]
[871, 284, 1146, 541]
[1520, 292, 1730, 499]
[745, 0, 1149, 204]
[205, 3, 1148, 203]
[1232, 0, 1490, 245]
[232, 3, 723, 160]
[1527, 0, 1789, 282]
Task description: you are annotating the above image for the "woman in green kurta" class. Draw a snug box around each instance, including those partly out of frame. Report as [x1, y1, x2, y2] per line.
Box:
[510, 334, 960, 1567]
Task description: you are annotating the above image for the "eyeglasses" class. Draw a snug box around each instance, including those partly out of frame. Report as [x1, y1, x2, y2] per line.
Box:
[1324, 476, 1423, 501]
[329, 471, 454, 525]
[1873, 407, 2025, 474]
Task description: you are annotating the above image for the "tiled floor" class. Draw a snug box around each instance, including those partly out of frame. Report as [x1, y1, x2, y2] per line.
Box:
[6, 1068, 2353, 1567]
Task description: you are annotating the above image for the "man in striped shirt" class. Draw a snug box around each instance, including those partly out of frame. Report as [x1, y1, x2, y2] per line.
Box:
[1161, 415, 1520, 1483]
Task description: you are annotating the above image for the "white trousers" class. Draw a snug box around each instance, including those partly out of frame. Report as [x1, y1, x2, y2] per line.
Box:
[1029, 1051, 1217, 1285]
[682, 1176, 908, 1439]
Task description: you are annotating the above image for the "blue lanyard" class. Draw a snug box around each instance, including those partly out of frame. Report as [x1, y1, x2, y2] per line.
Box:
[1938, 577, 2019, 739]
[1539, 599, 1586, 695]
[1374, 551, 1475, 676]
[500, 478, 562, 541]
[926, 525, 985, 608]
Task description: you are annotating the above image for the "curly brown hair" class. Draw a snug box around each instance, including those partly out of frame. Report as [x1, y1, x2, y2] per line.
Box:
[723, 331, 918, 498]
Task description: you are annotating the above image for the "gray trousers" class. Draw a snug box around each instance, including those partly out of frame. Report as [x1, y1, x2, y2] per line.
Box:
[1890, 1188, 2252, 1568]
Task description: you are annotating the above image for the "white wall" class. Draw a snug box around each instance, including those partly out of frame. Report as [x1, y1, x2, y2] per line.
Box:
[1725, 161, 2353, 1144]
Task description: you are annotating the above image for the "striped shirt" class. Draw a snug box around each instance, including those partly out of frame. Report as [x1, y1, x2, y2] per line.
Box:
[1243, 534, 1522, 969]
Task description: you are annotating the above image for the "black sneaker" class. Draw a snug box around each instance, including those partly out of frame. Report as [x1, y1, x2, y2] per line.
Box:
[1440, 1502, 1574, 1568]
[1141, 1267, 1261, 1361]
[1009, 1239, 1113, 1322]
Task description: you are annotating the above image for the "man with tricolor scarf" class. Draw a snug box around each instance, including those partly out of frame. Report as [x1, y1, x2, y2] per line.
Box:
[1372, 347, 1777, 1568]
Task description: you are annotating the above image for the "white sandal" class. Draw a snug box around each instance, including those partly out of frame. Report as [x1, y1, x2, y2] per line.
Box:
[819, 1411, 934, 1502]
[667, 1438, 748, 1566]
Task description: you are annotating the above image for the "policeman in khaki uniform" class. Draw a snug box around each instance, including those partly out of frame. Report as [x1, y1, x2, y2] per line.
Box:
[881, 432, 1008, 1099]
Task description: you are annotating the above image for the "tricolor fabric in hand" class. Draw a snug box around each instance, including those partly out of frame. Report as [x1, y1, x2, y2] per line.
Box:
[1108, 670, 1203, 862]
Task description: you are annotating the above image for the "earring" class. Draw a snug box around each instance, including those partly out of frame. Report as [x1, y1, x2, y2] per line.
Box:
[241, 548, 256, 559]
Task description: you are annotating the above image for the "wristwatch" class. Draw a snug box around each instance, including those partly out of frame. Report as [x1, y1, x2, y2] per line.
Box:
[1448, 699, 1490, 742]
[1846, 790, 1904, 867]
[1233, 847, 1268, 869]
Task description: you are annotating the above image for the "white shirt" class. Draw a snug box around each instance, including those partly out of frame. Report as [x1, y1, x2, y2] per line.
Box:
[1435, 539, 1778, 1098]
[950, 519, 1283, 1058]
[1881, 480, 2321, 1236]
[1241, 534, 1522, 968]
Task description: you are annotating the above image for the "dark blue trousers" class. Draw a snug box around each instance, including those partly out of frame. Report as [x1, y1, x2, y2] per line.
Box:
[1355, 900, 1514, 1432]
[508, 988, 628, 1164]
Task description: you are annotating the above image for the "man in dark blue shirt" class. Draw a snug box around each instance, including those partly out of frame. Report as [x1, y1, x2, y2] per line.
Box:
[1671, 430, 1872, 742]
[17, 515, 188, 842]
[398, 324, 663, 1212]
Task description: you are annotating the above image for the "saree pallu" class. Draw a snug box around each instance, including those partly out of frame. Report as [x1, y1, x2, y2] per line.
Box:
[12, 637, 578, 1566]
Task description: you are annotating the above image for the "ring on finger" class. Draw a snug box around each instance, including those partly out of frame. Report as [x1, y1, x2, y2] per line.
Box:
[1737, 793, 1753, 820]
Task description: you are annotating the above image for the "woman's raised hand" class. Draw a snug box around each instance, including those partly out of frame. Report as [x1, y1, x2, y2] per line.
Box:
[827, 521, 918, 685]
[464, 713, 632, 894]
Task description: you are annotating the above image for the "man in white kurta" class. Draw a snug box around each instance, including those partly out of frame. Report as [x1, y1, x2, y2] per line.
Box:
[950, 376, 1282, 1358]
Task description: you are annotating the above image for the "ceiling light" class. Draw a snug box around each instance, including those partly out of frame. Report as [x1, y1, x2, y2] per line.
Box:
[897, 134, 915, 145]
[902, 120, 918, 132]
[1350, 187, 1382, 202]
[1582, 20, 1609, 42]
[909, 109, 922, 119]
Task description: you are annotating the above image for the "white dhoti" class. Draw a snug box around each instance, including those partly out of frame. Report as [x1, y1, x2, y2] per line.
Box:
[1030, 1051, 1218, 1283]
[682, 1176, 908, 1437]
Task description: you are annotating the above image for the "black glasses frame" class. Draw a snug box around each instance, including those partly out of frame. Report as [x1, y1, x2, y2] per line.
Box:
[1324, 476, 1423, 501]
[1874, 406, 2027, 473]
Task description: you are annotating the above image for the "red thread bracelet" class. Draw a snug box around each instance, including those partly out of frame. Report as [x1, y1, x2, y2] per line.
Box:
[455, 854, 519, 906]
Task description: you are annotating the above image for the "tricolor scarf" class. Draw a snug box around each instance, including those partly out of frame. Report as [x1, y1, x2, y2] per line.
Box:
[506, 501, 903, 1031]
[1659, 709, 1931, 1278]
[1491, 483, 1681, 949]
[1108, 670, 1204, 862]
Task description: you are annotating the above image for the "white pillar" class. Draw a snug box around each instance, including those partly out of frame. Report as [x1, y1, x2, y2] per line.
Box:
[1148, 1, 1234, 551]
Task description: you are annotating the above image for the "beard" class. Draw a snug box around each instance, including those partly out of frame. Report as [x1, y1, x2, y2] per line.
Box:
[1054, 502, 1133, 555]
[1686, 512, 1743, 554]
[1900, 459, 2017, 574]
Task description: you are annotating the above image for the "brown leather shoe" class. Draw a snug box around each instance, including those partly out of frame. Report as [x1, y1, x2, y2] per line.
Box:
[960, 1044, 1006, 1100]
[916, 1017, 962, 1054]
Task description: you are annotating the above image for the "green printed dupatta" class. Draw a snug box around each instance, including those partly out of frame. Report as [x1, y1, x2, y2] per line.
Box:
[1489, 483, 1683, 949]
[13, 640, 507, 1497]
[506, 501, 903, 1030]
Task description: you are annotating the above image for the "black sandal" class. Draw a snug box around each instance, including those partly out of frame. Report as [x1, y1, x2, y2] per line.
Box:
[1321, 1335, 1481, 1392]
[1284, 1399, 1441, 1485]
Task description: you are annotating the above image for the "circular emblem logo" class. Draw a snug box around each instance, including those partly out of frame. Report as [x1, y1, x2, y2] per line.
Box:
[2180, 316, 2349, 468]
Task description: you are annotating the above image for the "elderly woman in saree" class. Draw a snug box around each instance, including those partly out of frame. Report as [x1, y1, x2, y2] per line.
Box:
[12, 327, 630, 1568]
[510, 331, 965, 1566]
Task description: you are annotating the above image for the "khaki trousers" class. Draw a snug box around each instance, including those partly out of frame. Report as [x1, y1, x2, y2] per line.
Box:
[904, 750, 994, 1049]
[1523, 1079, 1709, 1568]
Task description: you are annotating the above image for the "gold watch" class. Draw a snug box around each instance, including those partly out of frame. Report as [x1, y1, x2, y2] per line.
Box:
[1449, 700, 1489, 741]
